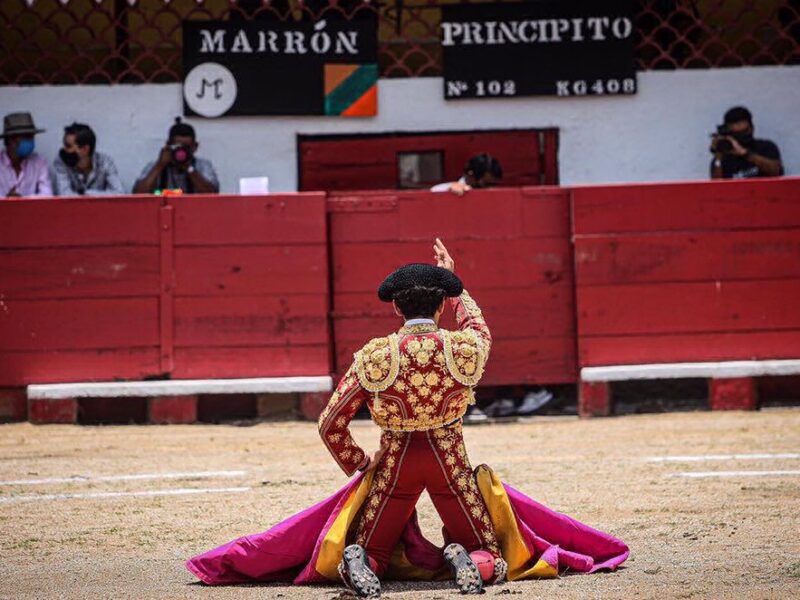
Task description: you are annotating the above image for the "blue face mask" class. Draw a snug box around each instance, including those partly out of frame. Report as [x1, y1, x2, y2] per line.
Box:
[16, 138, 35, 160]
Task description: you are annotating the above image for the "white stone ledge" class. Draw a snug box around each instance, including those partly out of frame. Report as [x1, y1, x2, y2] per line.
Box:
[581, 360, 800, 382]
[27, 376, 333, 400]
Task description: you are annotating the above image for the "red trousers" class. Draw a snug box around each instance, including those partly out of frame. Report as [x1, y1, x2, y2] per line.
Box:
[354, 422, 501, 576]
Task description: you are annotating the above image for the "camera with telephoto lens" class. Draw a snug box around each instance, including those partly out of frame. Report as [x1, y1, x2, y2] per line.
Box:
[169, 143, 193, 166]
[711, 125, 733, 155]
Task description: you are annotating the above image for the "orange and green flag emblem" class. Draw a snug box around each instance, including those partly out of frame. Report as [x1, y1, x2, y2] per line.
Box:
[324, 64, 378, 117]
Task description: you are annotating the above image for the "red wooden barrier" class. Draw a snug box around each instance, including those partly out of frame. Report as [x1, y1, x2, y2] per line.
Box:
[328, 187, 577, 386]
[572, 178, 800, 413]
[168, 193, 330, 379]
[0, 194, 331, 394]
[573, 178, 800, 366]
[5, 180, 798, 423]
[0, 196, 162, 386]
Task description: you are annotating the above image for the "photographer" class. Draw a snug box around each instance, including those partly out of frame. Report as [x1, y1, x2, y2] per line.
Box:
[710, 106, 783, 179]
[133, 118, 219, 194]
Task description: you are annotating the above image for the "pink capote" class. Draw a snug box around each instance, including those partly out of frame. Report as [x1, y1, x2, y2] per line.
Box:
[186, 472, 629, 586]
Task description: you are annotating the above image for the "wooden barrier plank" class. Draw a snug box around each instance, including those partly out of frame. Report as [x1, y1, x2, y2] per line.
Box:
[333, 239, 573, 292]
[572, 178, 800, 234]
[329, 188, 576, 385]
[0, 348, 161, 386]
[578, 280, 800, 336]
[175, 245, 327, 296]
[333, 285, 575, 341]
[0, 247, 159, 299]
[330, 189, 570, 243]
[174, 295, 328, 347]
[169, 193, 330, 379]
[0, 197, 160, 248]
[170, 194, 327, 245]
[575, 229, 800, 285]
[0, 298, 159, 351]
[579, 331, 800, 366]
[172, 346, 329, 379]
[330, 191, 524, 243]
[520, 188, 570, 237]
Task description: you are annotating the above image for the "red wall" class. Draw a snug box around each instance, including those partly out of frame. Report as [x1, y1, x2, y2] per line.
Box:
[0, 197, 162, 385]
[2, 177, 799, 390]
[168, 194, 330, 379]
[572, 178, 800, 366]
[328, 187, 577, 385]
[0, 194, 330, 385]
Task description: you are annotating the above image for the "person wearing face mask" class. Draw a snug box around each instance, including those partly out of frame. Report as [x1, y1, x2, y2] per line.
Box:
[0, 112, 52, 198]
[710, 106, 784, 179]
[133, 117, 219, 194]
[52, 122, 124, 196]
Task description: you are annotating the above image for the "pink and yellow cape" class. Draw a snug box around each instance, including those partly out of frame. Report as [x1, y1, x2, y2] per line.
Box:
[186, 465, 628, 585]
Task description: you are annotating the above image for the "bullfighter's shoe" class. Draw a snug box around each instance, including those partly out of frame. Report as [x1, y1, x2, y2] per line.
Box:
[338, 544, 381, 598]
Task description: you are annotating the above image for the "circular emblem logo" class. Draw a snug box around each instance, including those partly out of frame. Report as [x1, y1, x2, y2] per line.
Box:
[183, 62, 237, 118]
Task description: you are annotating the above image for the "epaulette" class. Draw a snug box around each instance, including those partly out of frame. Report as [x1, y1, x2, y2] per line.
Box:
[442, 329, 487, 386]
[354, 334, 400, 393]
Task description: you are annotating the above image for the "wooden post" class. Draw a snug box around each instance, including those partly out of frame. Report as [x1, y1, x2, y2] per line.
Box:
[29, 398, 78, 424]
[579, 381, 612, 417]
[709, 377, 758, 411]
[148, 395, 197, 424]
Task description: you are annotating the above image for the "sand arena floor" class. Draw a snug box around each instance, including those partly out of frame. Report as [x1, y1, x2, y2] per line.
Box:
[1, 409, 799, 599]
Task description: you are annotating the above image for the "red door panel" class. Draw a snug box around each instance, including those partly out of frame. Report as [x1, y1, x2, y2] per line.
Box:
[299, 128, 558, 191]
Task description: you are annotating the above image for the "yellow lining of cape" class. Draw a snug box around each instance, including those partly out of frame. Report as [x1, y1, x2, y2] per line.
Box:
[315, 466, 558, 581]
[475, 465, 559, 579]
[315, 472, 375, 580]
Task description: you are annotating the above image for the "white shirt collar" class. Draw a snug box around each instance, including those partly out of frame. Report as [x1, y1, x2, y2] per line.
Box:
[404, 318, 436, 326]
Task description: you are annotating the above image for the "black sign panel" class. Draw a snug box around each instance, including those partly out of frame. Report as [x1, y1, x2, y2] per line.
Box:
[441, 1, 636, 100]
[183, 16, 378, 117]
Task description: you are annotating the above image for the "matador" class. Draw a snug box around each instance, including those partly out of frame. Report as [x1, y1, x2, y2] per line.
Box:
[186, 239, 628, 596]
[318, 239, 505, 595]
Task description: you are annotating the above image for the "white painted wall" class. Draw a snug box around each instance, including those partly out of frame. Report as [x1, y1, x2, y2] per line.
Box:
[1, 65, 798, 193]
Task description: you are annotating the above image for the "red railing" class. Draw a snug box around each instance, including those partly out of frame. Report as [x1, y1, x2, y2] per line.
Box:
[1, 0, 798, 84]
[2, 178, 799, 394]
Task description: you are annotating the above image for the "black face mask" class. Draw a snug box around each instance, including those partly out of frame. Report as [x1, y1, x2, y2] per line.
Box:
[59, 148, 80, 168]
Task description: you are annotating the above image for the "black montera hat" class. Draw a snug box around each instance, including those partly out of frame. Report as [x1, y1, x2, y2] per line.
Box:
[378, 263, 463, 302]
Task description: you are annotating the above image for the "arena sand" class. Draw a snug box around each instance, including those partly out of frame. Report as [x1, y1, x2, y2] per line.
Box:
[1, 409, 798, 599]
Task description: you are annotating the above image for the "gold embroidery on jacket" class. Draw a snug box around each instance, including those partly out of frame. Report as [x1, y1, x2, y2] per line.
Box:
[355, 334, 400, 393]
[443, 329, 486, 386]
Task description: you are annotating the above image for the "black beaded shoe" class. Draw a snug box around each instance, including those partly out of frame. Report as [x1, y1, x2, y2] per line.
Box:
[338, 544, 381, 598]
[443, 543, 484, 594]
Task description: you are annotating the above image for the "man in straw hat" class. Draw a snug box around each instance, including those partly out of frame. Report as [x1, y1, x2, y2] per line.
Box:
[0, 112, 52, 197]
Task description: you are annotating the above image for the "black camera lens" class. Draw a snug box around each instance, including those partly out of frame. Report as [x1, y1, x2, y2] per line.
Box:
[716, 138, 733, 154]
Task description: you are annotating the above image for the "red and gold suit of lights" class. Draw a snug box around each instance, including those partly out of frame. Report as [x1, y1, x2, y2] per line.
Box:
[318, 291, 507, 581]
